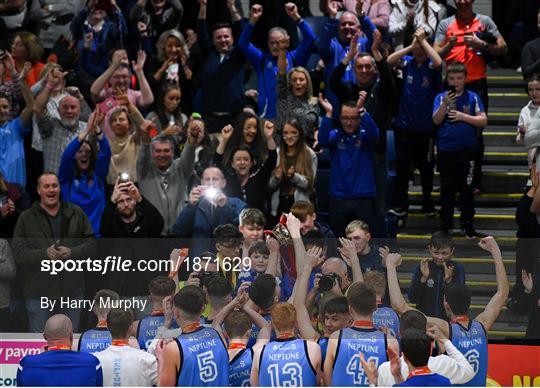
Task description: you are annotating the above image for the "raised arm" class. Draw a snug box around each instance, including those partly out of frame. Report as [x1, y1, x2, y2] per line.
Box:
[415, 28, 443, 70]
[132, 50, 154, 108]
[338, 237, 363, 283]
[286, 212, 307, 276]
[18, 72, 34, 128]
[90, 50, 124, 102]
[238, 5, 264, 68]
[387, 44, 413, 67]
[474, 237, 509, 330]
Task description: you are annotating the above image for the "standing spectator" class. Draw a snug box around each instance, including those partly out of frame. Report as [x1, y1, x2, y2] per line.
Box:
[17, 315, 103, 386]
[432, 62, 487, 237]
[0, 66, 33, 187]
[359, 0, 391, 32]
[238, 3, 316, 118]
[197, 0, 247, 133]
[316, 0, 376, 117]
[318, 91, 379, 237]
[387, 0, 441, 49]
[216, 112, 271, 169]
[90, 48, 154, 139]
[214, 122, 277, 212]
[29, 0, 84, 51]
[12, 172, 97, 332]
[58, 110, 111, 237]
[516, 269, 540, 340]
[95, 309, 157, 386]
[0, 172, 31, 238]
[517, 74, 540, 168]
[387, 28, 443, 217]
[137, 117, 204, 236]
[434, 0, 508, 192]
[34, 68, 89, 174]
[268, 119, 317, 220]
[408, 232, 465, 320]
[129, 0, 183, 46]
[0, 239, 16, 332]
[0, 51, 28, 121]
[8, 31, 45, 87]
[521, 9, 540, 80]
[173, 166, 247, 255]
[0, 0, 28, 42]
[275, 35, 318, 139]
[329, 31, 396, 234]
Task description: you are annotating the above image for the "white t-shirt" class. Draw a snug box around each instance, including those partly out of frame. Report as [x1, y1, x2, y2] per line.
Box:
[377, 340, 475, 386]
[94, 345, 157, 387]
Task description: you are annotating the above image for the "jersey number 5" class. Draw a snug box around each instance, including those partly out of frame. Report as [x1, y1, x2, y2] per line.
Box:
[197, 350, 218, 382]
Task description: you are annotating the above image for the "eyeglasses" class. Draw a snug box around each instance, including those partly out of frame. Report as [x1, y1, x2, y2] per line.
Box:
[340, 116, 360, 122]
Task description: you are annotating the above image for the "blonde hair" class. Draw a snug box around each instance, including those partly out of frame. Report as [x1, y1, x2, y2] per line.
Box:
[345, 219, 370, 235]
[156, 29, 189, 62]
[287, 66, 313, 100]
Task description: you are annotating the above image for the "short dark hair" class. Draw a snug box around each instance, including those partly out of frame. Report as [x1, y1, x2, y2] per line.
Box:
[224, 311, 252, 338]
[211, 22, 232, 35]
[249, 240, 270, 257]
[347, 282, 377, 316]
[107, 308, 133, 339]
[239, 208, 266, 227]
[149, 276, 176, 297]
[429, 231, 454, 250]
[341, 100, 358, 110]
[249, 274, 277, 309]
[290, 200, 315, 222]
[400, 329, 432, 367]
[206, 277, 233, 298]
[37, 171, 59, 187]
[322, 296, 349, 315]
[447, 61, 467, 75]
[444, 283, 471, 315]
[174, 286, 206, 318]
[302, 229, 325, 249]
[214, 224, 243, 245]
[400, 310, 427, 332]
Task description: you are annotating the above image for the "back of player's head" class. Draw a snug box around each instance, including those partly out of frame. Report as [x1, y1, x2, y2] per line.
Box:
[249, 240, 270, 257]
[239, 208, 266, 227]
[400, 329, 432, 367]
[107, 308, 134, 339]
[444, 283, 471, 315]
[429, 231, 454, 250]
[400, 310, 427, 332]
[206, 277, 233, 304]
[249, 274, 277, 309]
[346, 282, 377, 316]
[363, 271, 386, 298]
[290, 200, 315, 222]
[44, 314, 73, 342]
[149, 276, 176, 297]
[214, 223, 243, 245]
[322, 296, 349, 315]
[224, 311, 252, 339]
[271, 302, 296, 332]
[447, 61, 467, 76]
[174, 285, 207, 319]
[93, 289, 120, 318]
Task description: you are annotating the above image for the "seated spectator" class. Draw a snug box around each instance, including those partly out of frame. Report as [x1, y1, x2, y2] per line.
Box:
[7, 31, 45, 87]
[90, 48, 154, 139]
[215, 121, 277, 212]
[386, 28, 442, 217]
[217, 112, 270, 168]
[408, 232, 465, 320]
[344, 220, 385, 273]
[17, 315, 103, 386]
[275, 36, 318, 137]
[129, 0, 183, 46]
[145, 82, 188, 157]
[70, 0, 128, 80]
[197, 0, 247, 133]
[521, 9, 540, 80]
[95, 309, 158, 386]
[0, 70, 33, 187]
[432, 62, 487, 237]
[137, 117, 204, 236]
[58, 110, 111, 237]
[106, 92, 145, 186]
[34, 67, 92, 174]
[238, 3, 316, 118]
[173, 166, 247, 255]
[0, 51, 28, 121]
[0, 239, 16, 332]
[517, 74, 540, 168]
[268, 119, 317, 221]
[239, 208, 265, 258]
[12, 172, 97, 332]
[0, 172, 31, 239]
[318, 93, 379, 237]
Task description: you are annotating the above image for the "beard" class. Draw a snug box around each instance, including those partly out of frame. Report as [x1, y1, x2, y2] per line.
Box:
[61, 117, 79, 129]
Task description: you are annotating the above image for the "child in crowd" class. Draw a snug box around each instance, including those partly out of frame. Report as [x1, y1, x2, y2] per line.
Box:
[238, 208, 265, 258]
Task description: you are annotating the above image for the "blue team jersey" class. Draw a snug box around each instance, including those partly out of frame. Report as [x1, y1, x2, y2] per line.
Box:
[78, 327, 111, 353]
[433, 90, 485, 152]
[247, 313, 273, 348]
[332, 327, 388, 386]
[318, 337, 329, 363]
[395, 56, 442, 132]
[372, 306, 400, 340]
[450, 320, 488, 387]
[176, 326, 229, 386]
[229, 348, 253, 387]
[258, 338, 318, 387]
[17, 350, 103, 386]
[137, 313, 179, 351]
[396, 373, 451, 386]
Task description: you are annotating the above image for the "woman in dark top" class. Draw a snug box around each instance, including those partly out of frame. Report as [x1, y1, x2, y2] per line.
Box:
[214, 121, 277, 212]
[0, 172, 31, 238]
